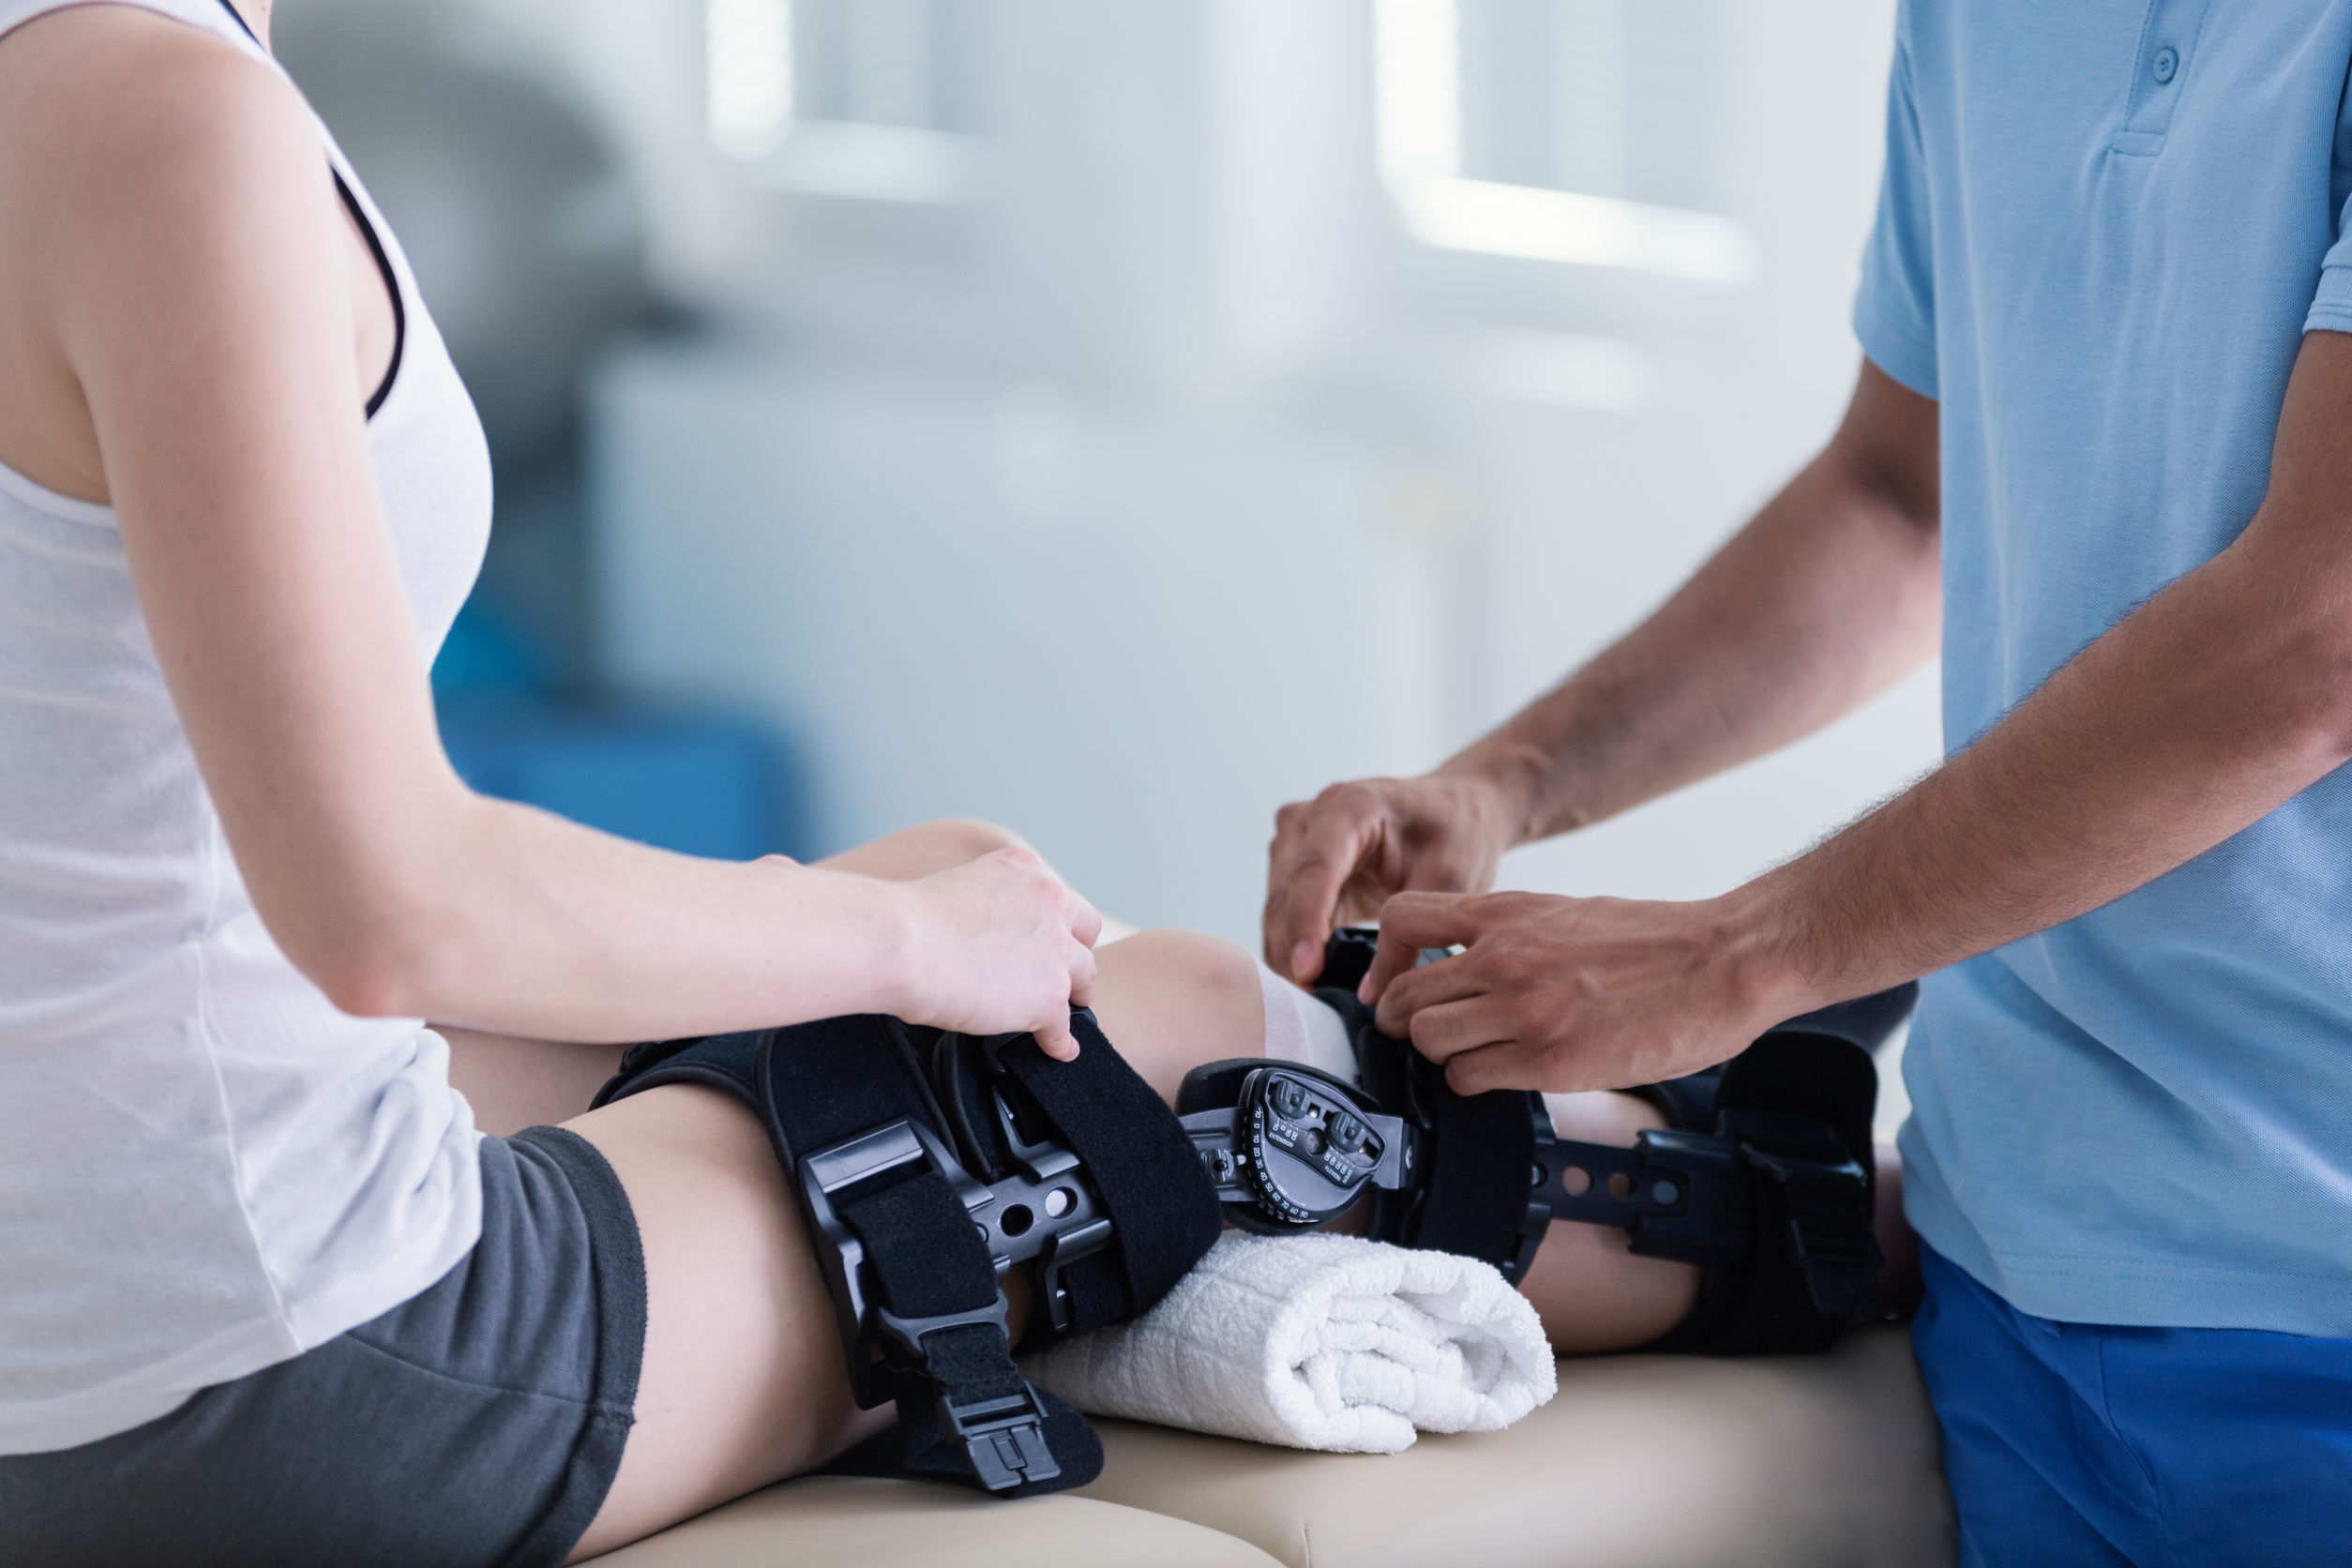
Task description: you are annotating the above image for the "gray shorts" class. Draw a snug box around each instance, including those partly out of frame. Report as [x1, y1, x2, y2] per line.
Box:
[0, 1125, 646, 1568]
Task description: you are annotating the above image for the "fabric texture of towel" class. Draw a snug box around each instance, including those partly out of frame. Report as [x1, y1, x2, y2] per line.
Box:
[1022, 1231, 1556, 1454]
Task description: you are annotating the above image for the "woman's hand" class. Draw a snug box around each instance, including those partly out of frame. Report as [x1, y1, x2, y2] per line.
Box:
[897, 847, 1104, 1061]
[1357, 886, 1810, 1094]
[1261, 771, 1523, 985]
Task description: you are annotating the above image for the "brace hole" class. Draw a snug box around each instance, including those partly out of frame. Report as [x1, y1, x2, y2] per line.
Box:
[1561, 1166, 1592, 1195]
[1000, 1204, 1034, 1237]
[1606, 1172, 1636, 1201]
[1044, 1187, 1075, 1218]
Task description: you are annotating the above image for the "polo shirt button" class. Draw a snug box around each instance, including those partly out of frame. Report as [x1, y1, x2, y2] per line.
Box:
[2153, 47, 2179, 83]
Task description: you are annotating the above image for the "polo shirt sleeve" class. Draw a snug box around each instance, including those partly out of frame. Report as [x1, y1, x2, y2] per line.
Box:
[2306, 136, 2352, 334]
[1851, 41, 1938, 399]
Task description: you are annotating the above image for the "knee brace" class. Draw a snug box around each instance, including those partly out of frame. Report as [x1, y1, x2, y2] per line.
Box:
[1183, 929, 1912, 1355]
[592, 1008, 1222, 1498]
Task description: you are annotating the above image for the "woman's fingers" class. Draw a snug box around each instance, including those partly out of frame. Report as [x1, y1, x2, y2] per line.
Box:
[1065, 888, 1105, 952]
[1064, 935, 1098, 1014]
[1033, 1012, 1082, 1062]
[1034, 881, 1099, 1060]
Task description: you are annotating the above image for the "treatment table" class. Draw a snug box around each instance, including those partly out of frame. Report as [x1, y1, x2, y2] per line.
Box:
[595, 1324, 1952, 1567]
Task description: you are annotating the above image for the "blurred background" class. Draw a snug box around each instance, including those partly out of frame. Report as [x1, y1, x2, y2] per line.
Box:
[276, 0, 1935, 948]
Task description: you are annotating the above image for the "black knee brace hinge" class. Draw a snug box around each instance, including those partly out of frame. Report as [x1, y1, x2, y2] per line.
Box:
[592, 1008, 1221, 1498]
[1312, 928, 1913, 1355]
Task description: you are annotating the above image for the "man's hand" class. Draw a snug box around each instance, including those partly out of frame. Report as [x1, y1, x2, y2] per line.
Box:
[1358, 888, 1805, 1094]
[1261, 772, 1523, 985]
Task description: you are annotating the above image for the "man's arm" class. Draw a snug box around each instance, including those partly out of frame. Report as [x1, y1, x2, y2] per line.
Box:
[1264, 360, 1942, 981]
[1366, 330, 2352, 1093]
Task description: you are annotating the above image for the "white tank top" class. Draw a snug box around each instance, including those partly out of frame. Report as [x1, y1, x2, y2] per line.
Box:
[0, 0, 493, 1453]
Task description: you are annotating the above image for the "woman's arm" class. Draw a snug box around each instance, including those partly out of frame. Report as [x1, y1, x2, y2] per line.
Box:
[3, 11, 1097, 1053]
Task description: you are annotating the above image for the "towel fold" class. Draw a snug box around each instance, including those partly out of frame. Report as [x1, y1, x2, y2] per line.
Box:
[1022, 1231, 1557, 1454]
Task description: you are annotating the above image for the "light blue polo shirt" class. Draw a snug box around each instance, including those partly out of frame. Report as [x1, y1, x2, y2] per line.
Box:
[1858, 0, 2352, 1334]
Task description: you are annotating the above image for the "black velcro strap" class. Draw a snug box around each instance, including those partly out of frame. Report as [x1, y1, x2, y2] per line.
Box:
[1651, 1033, 1884, 1355]
[753, 1018, 1094, 1495]
[1406, 1078, 1537, 1269]
[761, 1015, 937, 1153]
[839, 1170, 1097, 1495]
[846, 1169, 997, 1317]
[990, 1013, 1222, 1331]
[1345, 1014, 1534, 1272]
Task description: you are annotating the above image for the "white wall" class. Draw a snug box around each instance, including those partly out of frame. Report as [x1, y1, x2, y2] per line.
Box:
[520, 0, 1931, 941]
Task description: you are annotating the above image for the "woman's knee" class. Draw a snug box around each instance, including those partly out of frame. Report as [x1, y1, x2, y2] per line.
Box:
[1105, 927, 1260, 1008]
[912, 816, 1032, 864]
[819, 817, 1034, 882]
[1091, 928, 1265, 1100]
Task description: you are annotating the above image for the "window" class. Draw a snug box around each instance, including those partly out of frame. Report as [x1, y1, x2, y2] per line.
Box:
[1376, 0, 1755, 284]
[706, 0, 981, 204]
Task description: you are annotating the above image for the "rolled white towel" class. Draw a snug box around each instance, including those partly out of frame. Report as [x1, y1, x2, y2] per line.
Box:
[1022, 1231, 1557, 1455]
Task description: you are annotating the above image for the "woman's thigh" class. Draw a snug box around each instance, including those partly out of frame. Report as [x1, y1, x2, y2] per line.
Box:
[444, 1027, 622, 1139]
[559, 1084, 889, 1563]
[817, 818, 1139, 941]
[814, 816, 1033, 881]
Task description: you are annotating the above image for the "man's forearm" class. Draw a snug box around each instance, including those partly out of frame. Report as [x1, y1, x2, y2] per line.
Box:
[1743, 520, 2352, 1006]
[1742, 334, 2352, 1011]
[1449, 367, 1942, 844]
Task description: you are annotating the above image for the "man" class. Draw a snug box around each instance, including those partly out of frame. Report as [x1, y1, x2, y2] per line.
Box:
[1265, 6, 2352, 1560]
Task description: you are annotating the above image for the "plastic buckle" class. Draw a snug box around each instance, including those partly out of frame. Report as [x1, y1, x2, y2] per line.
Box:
[874, 1290, 1014, 1364]
[937, 1380, 1062, 1494]
[873, 1294, 1062, 1493]
[1739, 1138, 1880, 1318]
[797, 1117, 991, 1409]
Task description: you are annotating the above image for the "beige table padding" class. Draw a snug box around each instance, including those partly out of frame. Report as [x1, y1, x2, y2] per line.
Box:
[1078, 1325, 1954, 1568]
[591, 1473, 1287, 1566]
[592, 1328, 1952, 1567]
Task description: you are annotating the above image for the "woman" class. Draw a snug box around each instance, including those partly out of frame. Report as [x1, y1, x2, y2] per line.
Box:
[0, 3, 1817, 1561]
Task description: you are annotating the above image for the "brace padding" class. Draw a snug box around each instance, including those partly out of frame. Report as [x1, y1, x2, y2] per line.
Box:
[593, 1007, 1219, 1498]
[1340, 988, 1539, 1268]
[1304, 929, 1908, 1355]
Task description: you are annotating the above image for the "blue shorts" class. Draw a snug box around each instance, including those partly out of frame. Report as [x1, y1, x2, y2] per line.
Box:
[1911, 1245, 2352, 1566]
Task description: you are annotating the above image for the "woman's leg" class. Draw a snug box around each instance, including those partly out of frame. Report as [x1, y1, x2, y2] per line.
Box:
[554, 928, 1279, 1559]
[547, 928, 1211, 1557]
[443, 1027, 624, 1139]
[560, 1083, 883, 1562]
[548, 923, 1886, 1557]
[816, 818, 1139, 942]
